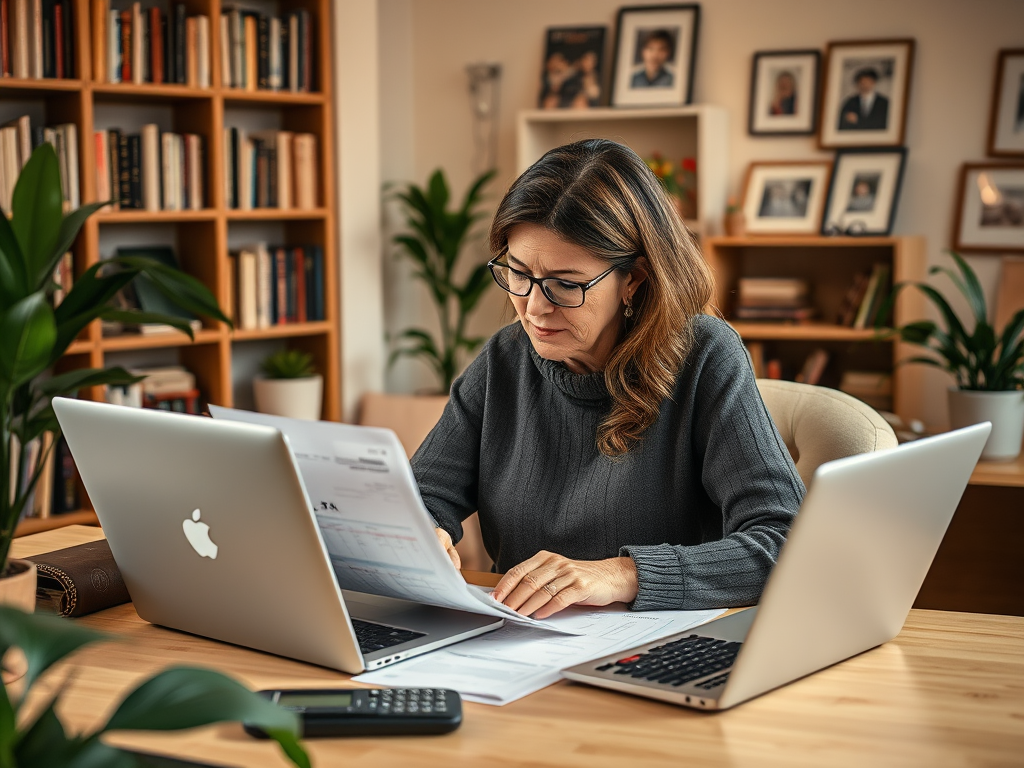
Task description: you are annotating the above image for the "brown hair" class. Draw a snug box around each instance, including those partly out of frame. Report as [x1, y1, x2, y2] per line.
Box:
[489, 139, 715, 456]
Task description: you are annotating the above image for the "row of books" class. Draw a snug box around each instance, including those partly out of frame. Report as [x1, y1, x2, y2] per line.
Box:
[105, 365, 201, 414]
[92, 1, 210, 87]
[11, 432, 80, 521]
[220, 7, 313, 92]
[0, 115, 79, 214]
[0, 0, 76, 79]
[228, 242, 325, 330]
[224, 127, 317, 210]
[94, 125, 205, 211]
[837, 263, 892, 329]
[735, 277, 815, 322]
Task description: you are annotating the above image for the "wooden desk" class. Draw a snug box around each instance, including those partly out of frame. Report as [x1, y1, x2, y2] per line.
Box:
[12, 527, 1024, 768]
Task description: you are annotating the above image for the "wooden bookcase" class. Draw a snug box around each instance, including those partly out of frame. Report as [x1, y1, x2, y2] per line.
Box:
[702, 236, 928, 422]
[5, 0, 339, 535]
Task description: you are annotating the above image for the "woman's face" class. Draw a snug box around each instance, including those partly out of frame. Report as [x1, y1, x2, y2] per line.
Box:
[505, 223, 645, 374]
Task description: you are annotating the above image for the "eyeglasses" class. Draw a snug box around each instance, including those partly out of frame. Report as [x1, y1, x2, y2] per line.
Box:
[487, 258, 619, 308]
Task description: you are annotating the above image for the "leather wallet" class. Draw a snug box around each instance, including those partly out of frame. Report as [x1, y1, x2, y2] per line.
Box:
[28, 539, 131, 617]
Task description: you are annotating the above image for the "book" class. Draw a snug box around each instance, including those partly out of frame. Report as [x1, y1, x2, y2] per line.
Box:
[29, 540, 131, 617]
[853, 263, 890, 330]
[91, 0, 106, 82]
[737, 277, 809, 308]
[734, 305, 816, 321]
[795, 348, 830, 386]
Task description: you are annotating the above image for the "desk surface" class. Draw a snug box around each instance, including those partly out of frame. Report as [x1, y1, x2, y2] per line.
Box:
[970, 451, 1024, 488]
[11, 527, 1024, 768]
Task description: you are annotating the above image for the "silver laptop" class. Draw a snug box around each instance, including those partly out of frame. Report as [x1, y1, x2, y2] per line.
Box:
[563, 423, 991, 710]
[52, 397, 501, 674]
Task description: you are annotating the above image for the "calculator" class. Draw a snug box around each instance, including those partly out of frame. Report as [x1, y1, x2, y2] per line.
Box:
[244, 688, 463, 738]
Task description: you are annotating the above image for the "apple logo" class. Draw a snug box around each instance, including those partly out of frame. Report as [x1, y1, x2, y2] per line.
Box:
[182, 509, 219, 559]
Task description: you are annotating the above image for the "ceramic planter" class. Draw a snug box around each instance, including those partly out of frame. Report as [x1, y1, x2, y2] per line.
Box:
[948, 388, 1024, 461]
[1, 559, 37, 683]
[253, 375, 324, 421]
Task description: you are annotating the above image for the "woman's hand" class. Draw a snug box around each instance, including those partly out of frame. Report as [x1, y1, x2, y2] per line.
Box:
[434, 527, 461, 569]
[491, 551, 639, 619]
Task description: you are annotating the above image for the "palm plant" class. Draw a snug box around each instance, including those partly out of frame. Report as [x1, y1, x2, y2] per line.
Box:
[0, 144, 231, 574]
[390, 168, 496, 393]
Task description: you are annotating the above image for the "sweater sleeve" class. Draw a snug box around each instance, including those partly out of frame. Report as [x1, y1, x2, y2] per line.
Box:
[620, 322, 805, 610]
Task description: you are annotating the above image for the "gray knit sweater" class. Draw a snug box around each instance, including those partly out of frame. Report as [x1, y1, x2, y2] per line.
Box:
[411, 315, 805, 611]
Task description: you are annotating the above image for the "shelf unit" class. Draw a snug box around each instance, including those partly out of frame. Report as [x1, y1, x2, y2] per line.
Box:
[702, 236, 928, 422]
[517, 106, 728, 237]
[3, 0, 339, 533]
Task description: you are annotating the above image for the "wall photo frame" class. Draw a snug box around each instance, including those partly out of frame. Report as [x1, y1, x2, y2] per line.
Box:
[822, 148, 907, 236]
[987, 49, 1024, 157]
[954, 163, 1024, 253]
[538, 27, 608, 109]
[610, 4, 700, 108]
[741, 161, 832, 235]
[818, 39, 915, 148]
[748, 50, 821, 136]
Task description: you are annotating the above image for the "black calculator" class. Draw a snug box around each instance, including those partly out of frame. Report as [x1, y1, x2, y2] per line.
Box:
[244, 688, 462, 738]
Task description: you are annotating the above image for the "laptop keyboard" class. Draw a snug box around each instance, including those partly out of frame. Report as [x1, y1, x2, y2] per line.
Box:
[595, 634, 741, 689]
[351, 618, 426, 654]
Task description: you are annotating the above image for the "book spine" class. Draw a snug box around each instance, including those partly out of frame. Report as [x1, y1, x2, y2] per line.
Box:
[173, 3, 185, 84]
[107, 127, 120, 209]
[128, 134, 141, 209]
[299, 9, 310, 91]
[118, 9, 130, 81]
[131, 1, 142, 84]
[218, 13, 230, 87]
[268, 16, 280, 90]
[184, 15, 195, 87]
[107, 9, 118, 83]
[294, 246, 306, 323]
[160, 131, 173, 210]
[63, 121, 77, 209]
[243, 13, 255, 91]
[12, 0, 28, 78]
[266, 142, 277, 207]
[58, 0, 69, 77]
[94, 130, 108, 208]
[53, 1, 62, 78]
[141, 123, 160, 211]
[314, 246, 324, 321]
[280, 14, 289, 90]
[1, 0, 9, 77]
[229, 9, 241, 89]
[257, 14, 268, 89]
[117, 132, 130, 206]
[274, 247, 286, 324]
[30, 0, 42, 79]
[41, 0, 52, 79]
[196, 13, 209, 88]
[149, 6, 162, 84]
[138, 3, 148, 82]
[287, 13, 297, 92]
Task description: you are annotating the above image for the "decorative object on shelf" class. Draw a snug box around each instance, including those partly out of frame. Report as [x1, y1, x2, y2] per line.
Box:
[610, 4, 700, 108]
[538, 27, 606, 109]
[389, 168, 496, 393]
[254, 350, 323, 421]
[741, 160, 831, 235]
[723, 196, 745, 236]
[818, 38, 915, 148]
[953, 162, 1024, 253]
[0, 144, 230, 589]
[821, 147, 907, 236]
[879, 251, 1024, 461]
[0, 606, 309, 765]
[987, 49, 1024, 157]
[748, 49, 821, 136]
[645, 153, 697, 220]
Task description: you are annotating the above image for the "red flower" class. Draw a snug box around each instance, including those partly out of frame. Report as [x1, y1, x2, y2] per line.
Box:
[682, 157, 697, 173]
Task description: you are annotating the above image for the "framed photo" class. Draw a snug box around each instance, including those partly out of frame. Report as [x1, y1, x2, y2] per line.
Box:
[741, 161, 832, 235]
[538, 27, 607, 109]
[821, 148, 907, 236]
[987, 49, 1024, 157]
[610, 4, 700, 108]
[818, 39, 914, 148]
[954, 163, 1024, 253]
[748, 50, 821, 136]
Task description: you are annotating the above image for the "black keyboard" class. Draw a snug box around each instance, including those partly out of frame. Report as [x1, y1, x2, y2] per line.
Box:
[595, 634, 741, 690]
[351, 618, 426, 653]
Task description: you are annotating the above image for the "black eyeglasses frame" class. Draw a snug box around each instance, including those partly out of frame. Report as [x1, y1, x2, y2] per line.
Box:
[486, 258, 620, 308]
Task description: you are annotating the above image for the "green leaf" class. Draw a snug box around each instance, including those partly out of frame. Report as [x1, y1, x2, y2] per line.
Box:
[461, 169, 496, 212]
[0, 293, 57, 388]
[51, 263, 136, 357]
[112, 256, 230, 326]
[33, 201, 106, 292]
[11, 144, 63, 286]
[0, 606, 106, 692]
[426, 170, 450, 217]
[14, 404, 58, 445]
[63, 741, 139, 768]
[0, 208, 29, 305]
[38, 367, 143, 397]
[0, 682, 14, 768]
[12, 702, 76, 767]
[457, 263, 493, 314]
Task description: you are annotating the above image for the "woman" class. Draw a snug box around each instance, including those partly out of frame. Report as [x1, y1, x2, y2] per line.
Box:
[414, 139, 804, 619]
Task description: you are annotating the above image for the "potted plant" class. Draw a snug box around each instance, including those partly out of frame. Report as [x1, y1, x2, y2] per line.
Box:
[723, 196, 746, 237]
[0, 605, 309, 767]
[389, 168, 496, 393]
[0, 144, 230, 610]
[879, 251, 1024, 460]
[253, 349, 322, 420]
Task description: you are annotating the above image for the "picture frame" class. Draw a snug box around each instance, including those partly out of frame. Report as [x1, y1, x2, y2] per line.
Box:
[748, 49, 821, 136]
[818, 39, 915, 148]
[538, 27, 608, 110]
[609, 4, 700, 108]
[741, 161, 833, 235]
[987, 49, 1024, 157]
[821, 148, 907, 236]
[954, 163, 1024, 253]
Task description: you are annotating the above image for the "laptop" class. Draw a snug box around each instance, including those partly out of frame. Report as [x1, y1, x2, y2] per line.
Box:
[563, 423, 991, 710]
[52, 397, 502, 674]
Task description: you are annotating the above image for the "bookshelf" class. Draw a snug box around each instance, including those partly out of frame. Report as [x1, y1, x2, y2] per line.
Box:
[703, 236, 928, 422]
[3, 0, 339, 534]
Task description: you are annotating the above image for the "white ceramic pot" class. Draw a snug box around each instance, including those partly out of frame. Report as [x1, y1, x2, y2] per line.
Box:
[253, 375, 323, 421]
[1, 559, 37, 683]
[947, 388, 1024, 461]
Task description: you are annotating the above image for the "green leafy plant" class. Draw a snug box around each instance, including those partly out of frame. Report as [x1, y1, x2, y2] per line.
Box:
[261, 349, 317, 380]
[390, 168, 496, 393]
[0, 605, 308, 767]
[0, 144, 231, 574]
[877, 251, 1024, 390]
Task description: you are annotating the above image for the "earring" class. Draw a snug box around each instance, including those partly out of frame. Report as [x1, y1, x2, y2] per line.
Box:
[623, 295, 634, 319]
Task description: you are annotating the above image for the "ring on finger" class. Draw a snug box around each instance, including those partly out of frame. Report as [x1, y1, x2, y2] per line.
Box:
[542, 581, 559, 596]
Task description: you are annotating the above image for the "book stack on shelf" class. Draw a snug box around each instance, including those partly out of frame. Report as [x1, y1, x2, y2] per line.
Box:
[228, 242, 325, 330]
[220, 6, 313, 92]
[839, 370, 892, 412]
[0, 115, 79, 213]
[837, 262, 891, 329]
[106, 365, 201, 414]
[94, 125, 205, 211]
[735, 277, 814, 323]
[11, 432, 81, 523]
[224, 128, 317, 210]
[91, 1, 210, 87]
[1, 0, 75, 79]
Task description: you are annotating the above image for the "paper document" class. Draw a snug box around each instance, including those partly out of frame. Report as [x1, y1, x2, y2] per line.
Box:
[354, 605, 724, 705]
[208, 406, 573, 633]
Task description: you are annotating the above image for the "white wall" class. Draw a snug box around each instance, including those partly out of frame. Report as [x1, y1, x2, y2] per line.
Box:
[378, 0, 1024, 427]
